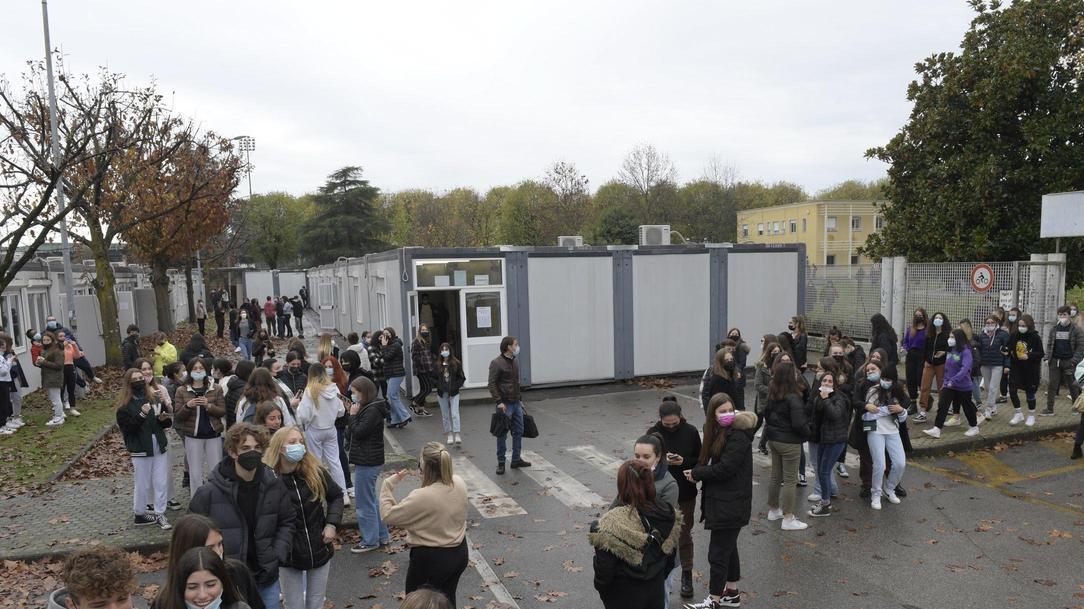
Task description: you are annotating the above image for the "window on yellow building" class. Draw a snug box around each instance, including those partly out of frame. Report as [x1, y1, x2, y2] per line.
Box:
[826, 255, 836, 265]
[789, 220, 797, 233]
[757, 223, 764, 236]
[826, 216, 837, 232]
[773, 221, 781, 234]
[851, 216, 861, 231]
[742, 224, 749, 237]
[802, 218, 807, 232]
[851, 255, 859, 265]
[875, 216, 884, 230]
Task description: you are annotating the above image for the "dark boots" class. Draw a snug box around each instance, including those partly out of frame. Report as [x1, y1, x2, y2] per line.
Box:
[680, 570, 694, 598]
[1072, 445, 1082, 460]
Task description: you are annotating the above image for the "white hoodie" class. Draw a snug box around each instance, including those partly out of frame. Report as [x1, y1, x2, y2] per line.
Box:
[297, 383, 345, 430]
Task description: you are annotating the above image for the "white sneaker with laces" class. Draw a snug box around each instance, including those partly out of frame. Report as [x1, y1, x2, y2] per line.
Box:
[0, 425, 15, 436]
[454, 433, 462, 446]
[871, 495, 882, 510]
[964, 426, 980, 437]
[234, 347, 242, 353]
[682, 597, 720, 609]
[9, 417, 25, 429]
[923, 427, 941, 439]
[766, 508, 784, 521]
[45, 416, 65, 427]
[944, 415, 960, 427]
[1025, 415, 1035, 427]
[806, 493, 821, 502]
[836, 462, 849, 478]
[1009, 412, 1025, 425]
[781, 516, 808, 531]
[885, 490, 901, 504]
[447, 433, 454, 445]
[67, 407, 81, 417]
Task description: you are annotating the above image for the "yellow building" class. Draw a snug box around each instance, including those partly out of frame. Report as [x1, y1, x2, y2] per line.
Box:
[736, 200, 886, 266]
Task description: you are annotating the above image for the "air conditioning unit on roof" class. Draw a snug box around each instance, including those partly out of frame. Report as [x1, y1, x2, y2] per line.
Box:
[557, 235, 584, 247]
[639, 225, 671, 246]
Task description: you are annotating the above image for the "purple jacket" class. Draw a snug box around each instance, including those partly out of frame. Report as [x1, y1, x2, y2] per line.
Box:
[902, 327, 926, 351]
[942, 347, 973, 391]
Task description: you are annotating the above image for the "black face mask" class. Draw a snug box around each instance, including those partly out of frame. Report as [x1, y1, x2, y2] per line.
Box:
[131, 380, 146, 391]
[723, 361, 735, 370]
[833, 354, 845, 362]
[237, 450, 262, 471]
[420, 331, 429, 338]
[729, 334, 739, 341]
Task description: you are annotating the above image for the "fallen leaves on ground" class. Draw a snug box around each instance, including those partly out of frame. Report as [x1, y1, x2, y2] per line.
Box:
[60, 429, 129, 481]
[0, 558, 64, 609]
[368, 561, 398, 578]
[562, 560, 583, 573]
[534, 591, 568, 603]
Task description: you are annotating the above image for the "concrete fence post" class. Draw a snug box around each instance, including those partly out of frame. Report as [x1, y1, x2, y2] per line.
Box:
[880, 257, 894, 324]
[892, 256, 907, 340]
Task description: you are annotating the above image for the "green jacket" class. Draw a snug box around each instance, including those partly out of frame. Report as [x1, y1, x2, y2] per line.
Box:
[116, 393, 171, 457]
[39, 346, 65, 389]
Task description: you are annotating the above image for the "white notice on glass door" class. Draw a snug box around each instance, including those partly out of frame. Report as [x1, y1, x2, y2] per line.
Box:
[476, 306, 492, 328]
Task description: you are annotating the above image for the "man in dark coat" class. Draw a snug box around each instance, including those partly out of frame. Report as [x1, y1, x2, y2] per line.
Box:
[189, 422, 295, 609]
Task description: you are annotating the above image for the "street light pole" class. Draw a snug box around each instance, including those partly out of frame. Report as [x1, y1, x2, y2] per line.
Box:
[232, 135, 255, 198]
[41, 0, 78, 332]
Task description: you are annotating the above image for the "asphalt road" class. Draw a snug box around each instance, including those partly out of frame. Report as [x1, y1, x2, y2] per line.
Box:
[140, 383, 1084, 609]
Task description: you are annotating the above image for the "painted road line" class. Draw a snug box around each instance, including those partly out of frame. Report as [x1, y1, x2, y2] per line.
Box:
[520, 449, 608, 509]
[383, 429, 406, 456]
[453, 457, 527, 518]
[467, 534, 521, 609]
[665, 389, 701, 404]
[566, 445, 622, 477]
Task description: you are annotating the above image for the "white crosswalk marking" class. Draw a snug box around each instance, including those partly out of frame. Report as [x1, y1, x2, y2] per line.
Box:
[519, 450, 608, 509]
[566, 445, 622, 476]
[467, 534, 522, 609]
[383, 429, 406, 456]
[453, 457, 527, 518]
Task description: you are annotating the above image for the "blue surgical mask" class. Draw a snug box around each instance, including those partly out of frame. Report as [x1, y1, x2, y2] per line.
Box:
[284, 444, 306, 463]
[190, 371, 206, 381]
[933, 318, 943, 327]
[512, 345, 520, 357]
[186, 595, 223, 609]
[880, 379, 893, 390]
[440, 351, 450, 358]
[867, 372, 881, 383]
[1008, 315, 1017, 322]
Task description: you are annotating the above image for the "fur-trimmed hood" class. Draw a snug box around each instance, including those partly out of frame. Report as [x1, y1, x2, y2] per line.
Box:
[730, 410, 757, 431]
[588, 505, 681, 567]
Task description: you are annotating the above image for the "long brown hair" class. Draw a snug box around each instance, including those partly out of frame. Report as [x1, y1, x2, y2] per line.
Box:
[243, 367, 280, 404]
[437, 342, 461, 371]
[699, 393, 734, 465]
[115, 368, 158, 410]
[615, 459, 656, 511]
[712, 348, 735, 379]
[158, 547, 241, 609]
[767, 361, 801, 401]
[133, 357, 163, 391]
[164, 514, 219, 584]
[912, 308, 929, 331]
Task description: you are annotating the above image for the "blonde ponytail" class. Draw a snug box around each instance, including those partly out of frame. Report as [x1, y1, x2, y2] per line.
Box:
[420, 441, 455, 487]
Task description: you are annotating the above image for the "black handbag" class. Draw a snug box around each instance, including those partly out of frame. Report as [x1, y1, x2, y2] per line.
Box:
[490, 412, 509, 437]
[522, 413, 539, 439]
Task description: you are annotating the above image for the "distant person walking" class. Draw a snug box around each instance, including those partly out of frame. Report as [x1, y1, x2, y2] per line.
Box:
[488, 336, 531, 475]
[410, 324, 435, 418]
[196, 299, 207, 336]
[434, 343, 465, 447]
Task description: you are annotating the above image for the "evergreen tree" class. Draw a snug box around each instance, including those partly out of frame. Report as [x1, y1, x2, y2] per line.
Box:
[299, 166, 388, 264]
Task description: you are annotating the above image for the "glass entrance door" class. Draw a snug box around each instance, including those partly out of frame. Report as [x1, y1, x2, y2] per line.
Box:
[459, 288, 507, 388]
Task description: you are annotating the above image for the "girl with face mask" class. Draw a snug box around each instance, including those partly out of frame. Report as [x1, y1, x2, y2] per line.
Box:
[753, 340, 781, 455]
[860, 367, 908, 510]
[296, 365, 349, 497]
[923, 329, 980, 439]
[158, 547, 249, 609]
[807, 371, 850, 516]
[976, 316, 1010, 420]
[37, 331, 67, 427]
[683, 393, 757, 609]
[434, 343, 466, 446]
[346, 376, 390, 554]
[263, 427, 343, 609]
[410, 325, 436, 418]
[158, 514, 264, 609]
[1007, 314, 1045, 427]
[915, 312, 952, 422]
[117, 367, 174, 530]
[175, 358, 228, 495]
[135, 357, 183, 513]
[901, 309, 928, 401]
[702, 350, 739, 417]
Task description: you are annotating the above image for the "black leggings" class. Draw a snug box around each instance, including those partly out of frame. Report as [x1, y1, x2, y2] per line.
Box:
[406, 539, 469, 608]
[0, 384, 11, 427]
[414, 374, 433, 407]
[1075, 413, 1084, 447]
[905, 349, 924, 400]
[935, 387, 977, 428]
[707, 528, 741, 595]
[62, 364, 77, 408]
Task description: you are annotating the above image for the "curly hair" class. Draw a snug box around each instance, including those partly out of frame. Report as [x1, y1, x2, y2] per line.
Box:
[63, 546, 136, 604]
[223, 421, 269, 455]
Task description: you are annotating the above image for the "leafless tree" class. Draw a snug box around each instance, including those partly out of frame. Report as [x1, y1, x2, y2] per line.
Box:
[618, 144, 677, 196]
[701, 156, 740, 187]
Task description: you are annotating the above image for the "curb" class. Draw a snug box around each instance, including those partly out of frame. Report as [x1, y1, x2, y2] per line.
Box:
[47, 422, 117, 484]
[908, 422, 1078, 459]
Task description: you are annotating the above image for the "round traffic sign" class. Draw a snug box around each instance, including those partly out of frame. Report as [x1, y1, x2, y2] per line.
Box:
[971, 263, 994, 293]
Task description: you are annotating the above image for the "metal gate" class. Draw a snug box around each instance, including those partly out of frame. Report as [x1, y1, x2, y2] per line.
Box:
[804, 263, 881, 341]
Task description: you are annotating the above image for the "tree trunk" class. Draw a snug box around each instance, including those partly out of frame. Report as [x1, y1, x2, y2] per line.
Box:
[89, 239, 124, 366]
[184, 257, 196, 323]
[151, 259, 174, 332]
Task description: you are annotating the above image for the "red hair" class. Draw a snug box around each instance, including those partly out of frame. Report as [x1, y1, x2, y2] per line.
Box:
[616, 460, 656, 510]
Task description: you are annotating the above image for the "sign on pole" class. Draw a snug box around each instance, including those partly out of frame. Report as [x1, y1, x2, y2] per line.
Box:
[971, 263, 994, 293]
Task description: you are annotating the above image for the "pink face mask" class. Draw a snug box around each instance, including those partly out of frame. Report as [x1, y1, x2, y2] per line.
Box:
[716, 412, 736, 427]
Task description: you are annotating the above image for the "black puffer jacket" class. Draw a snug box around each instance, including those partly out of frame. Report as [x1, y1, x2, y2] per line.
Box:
[589, 503, 679, 600]
[381, 339, 406, 379]
[366, 344, 385, 382]
[691, 410, 756, 529]
[810, 391, 850, 445]
[434, 361, 466, 397]
[277, 367, 308, 397]
[763, 393, 808, 444]
[348, 398, 388, 466]
[224, 375, 247, 429]
[280, 469, 344, 571]
[189, 457, 296, 586]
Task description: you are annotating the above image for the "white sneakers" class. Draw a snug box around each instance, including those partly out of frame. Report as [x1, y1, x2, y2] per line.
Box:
[1025, 415, 1035, 427]
[766, 508, 783, 521]
[447, 433, 455, 445]
[944, 415, 961, 427]
[781, 516, 808, 531]
[964, 426, 980, 437]
[885, 490, 901, 505]
[871, 495, 882, 510]
[0, 417, 25, 435]
[46, 416, 65, 427]
[923, 427, 942, 439]
[65, 406, 81, 417]
[454, 432, 462, 446]
[1009, 412, 1025, 425]
[807, 493, 822, 502]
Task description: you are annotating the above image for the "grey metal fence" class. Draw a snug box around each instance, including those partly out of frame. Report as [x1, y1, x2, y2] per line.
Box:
[804, 263, 881, 341]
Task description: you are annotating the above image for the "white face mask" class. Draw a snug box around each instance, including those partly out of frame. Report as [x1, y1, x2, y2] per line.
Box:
[440, 351, 450, 358]
[820, 385, 833, 394]
[325, 367, 335, 377]
[512, 345, 520, 357]
[1018, 325, 1028, 333]
[984, 324, 996, 333]
[190, 370, 206, 381]
[1059, 316, 1071, 326]
[947, 338, 957, 348]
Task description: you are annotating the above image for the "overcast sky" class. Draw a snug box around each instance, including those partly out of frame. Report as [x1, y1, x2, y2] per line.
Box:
[1, 1, 977, 198]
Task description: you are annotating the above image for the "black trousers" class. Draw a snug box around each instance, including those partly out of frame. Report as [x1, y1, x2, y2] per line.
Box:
[0, 384, 11, 428]
[413, 374, 433, 407]
[935, 387, 977, 428]
[197, 318, 206, 335]
[707, 528, 741, 595]
[335, 425, 352, 489]
[406, 539, 468, 608]
[1075, 413, 1084, 447]
[905, 349, 924, 400]
[215, 314, 225, 338]
[62, 364, 77, 408]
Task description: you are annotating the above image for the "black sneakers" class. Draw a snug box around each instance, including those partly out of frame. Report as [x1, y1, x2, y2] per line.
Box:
[808, 503, 832, 517]
[1072, 445, 1082, 460]
[510, 459, 532, 469]
[680, 570, 694, 598]
[134, 514, 156, 526]
[496, 462, 506, 475]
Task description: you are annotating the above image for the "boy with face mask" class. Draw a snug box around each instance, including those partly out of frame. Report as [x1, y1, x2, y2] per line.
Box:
[1045, 305, 1084, 416]
[190, 423, 296, 609]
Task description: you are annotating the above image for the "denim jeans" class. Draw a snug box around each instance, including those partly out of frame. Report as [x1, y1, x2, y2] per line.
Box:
[386, 376, 411, 425]
[813, 442, 846, 504]
[258, 579, 281, 609]
[353, 465, 389, 547]
[809, 443, 839, 498]
[866, 432, 906, 496]
[496, 401, 524, 463]
[239, 337, 253, 361]
[437, 393, 461, 433]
